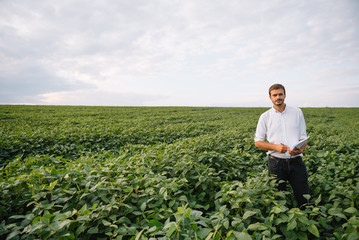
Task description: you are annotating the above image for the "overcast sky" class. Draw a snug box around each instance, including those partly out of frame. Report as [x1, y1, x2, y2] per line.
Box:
[1, 0, 358, 107]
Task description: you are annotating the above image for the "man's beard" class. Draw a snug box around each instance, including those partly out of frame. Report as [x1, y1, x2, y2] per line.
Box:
[274, 99, 284, 106]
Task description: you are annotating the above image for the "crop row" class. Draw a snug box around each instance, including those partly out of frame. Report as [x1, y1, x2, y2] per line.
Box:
[0, 106, 358, 239]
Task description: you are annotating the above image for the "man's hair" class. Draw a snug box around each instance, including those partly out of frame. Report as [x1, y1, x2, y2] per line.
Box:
[269, 84, 286, 96]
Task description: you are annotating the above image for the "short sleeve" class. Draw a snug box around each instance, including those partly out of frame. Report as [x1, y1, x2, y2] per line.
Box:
[254, 114, 266, 142]
[298, 109, 307, 140]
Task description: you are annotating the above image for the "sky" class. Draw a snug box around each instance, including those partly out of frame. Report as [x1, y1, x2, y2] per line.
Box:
[1, 0, 359, 107]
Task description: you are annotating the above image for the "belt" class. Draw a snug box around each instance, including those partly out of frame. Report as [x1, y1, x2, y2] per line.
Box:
[269, 155, 301, 162]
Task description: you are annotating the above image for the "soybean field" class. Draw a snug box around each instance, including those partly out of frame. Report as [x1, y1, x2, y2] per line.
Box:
[0, 105, 358, 240]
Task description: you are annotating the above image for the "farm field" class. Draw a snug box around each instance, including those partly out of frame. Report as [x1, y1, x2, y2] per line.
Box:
[0, 105, 358, 240]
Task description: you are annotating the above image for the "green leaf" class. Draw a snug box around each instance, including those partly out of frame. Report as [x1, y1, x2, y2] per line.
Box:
[272, 206, 282, 214]
[248, 222, 267, 231]
[314, 194, 321, 205]
[6, 230, 20, 240]
[178, 195, 188, 202]
[223, 219, 229, 229]
[49, 220, 72, 232]
[287, 220, 297, 231]
[58, 231, 71, 238]
[344, 207, 357, 214]
[135, 228, 147, 240]
[348, 216, 359, 225]
[243, 210, 256, 220]
[303, 194, 311, 200]
[102, 220, 111, 226]
[41, 203, 55, 210]
[197, 228, 212, 239]
[274, 214, 289, 225]
[133, 211, 142, 216]
[42, 215, 52, 225]
[318, 217, 333, 230]
[87, 226, 99, 234]
[297, 232, 308, 240]
[333, 213, 347, 219]
[191, 210, 203, 218]
[166, 223, 177, 237]
[149, 219, 162, 228]
[233, 232, 252, 240]
[9, 215, 25, 219]
[333, 232, 342, 240]
[307, 224, 320, 237]
[205, 232, 214, 240]
[78, 204, 88, 215]
[49, 180, 58, 191]
[298, 215, 310, 226]
[90, 182, 102, 192]
[27, 221, 45, 234]
[184, 208, 192, 218]
[169, 199, 176, 208]
[77, 215, 90, 222]
[140, 201, 147, 211]
[347, 232, 359, 240]
[53, 213, 67, 222]
[76, 224, 86, 236]
[226, 230, 234, 238]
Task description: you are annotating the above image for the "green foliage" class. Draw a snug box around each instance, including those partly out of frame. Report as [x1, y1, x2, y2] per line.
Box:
[0, 106, 358, 239]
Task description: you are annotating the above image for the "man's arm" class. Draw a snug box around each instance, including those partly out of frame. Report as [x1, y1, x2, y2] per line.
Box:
[255, 141, 289, 153]
[254, 113, 289, 154]
[255, 141, 307, 155]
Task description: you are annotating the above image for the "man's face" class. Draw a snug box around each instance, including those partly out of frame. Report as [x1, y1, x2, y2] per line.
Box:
[269, 88, 286, 107]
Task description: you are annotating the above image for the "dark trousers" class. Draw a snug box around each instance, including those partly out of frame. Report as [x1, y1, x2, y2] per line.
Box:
[268, 156, 310, 208]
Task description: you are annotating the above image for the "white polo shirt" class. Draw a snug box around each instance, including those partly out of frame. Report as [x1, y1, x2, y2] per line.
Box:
[254, 105, 307, 158]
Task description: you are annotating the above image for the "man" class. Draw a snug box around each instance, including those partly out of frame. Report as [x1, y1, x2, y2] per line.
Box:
[254, 84, 310, 208]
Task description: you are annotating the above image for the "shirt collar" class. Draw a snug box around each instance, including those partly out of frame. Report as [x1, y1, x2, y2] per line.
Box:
[272, 104, 287, 114]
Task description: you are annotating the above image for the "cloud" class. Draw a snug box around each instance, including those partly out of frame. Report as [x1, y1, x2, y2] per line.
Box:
[0, 0, 358, 106]
[0, 59, 91, 103]
[38, 89, 167, 106]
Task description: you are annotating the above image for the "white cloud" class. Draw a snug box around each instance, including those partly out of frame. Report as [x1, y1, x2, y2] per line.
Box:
[0, 0, 358, 106]
[38, 89, 166, 106]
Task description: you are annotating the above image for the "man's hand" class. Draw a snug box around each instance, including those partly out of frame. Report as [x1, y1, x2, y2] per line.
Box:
[276, 144, 289, 153]
[255, 141, 304, 155]
[288, 147, 303, 156]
